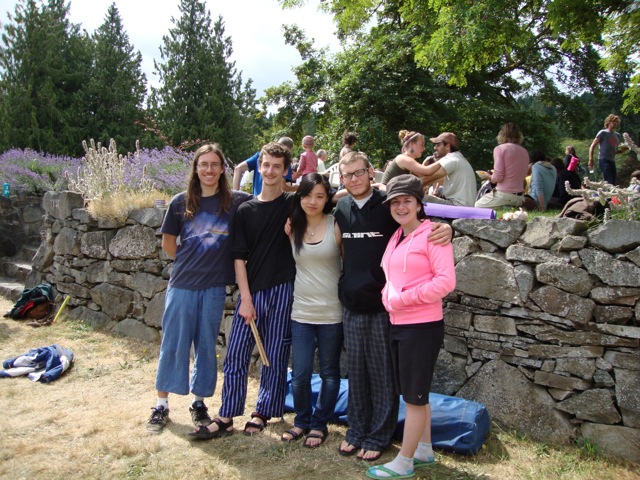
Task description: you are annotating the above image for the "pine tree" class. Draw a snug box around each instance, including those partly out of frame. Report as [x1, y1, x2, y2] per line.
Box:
[149, 0, 258, 161]
[86, 3, 147, 153]
[0, 0, 92, 155]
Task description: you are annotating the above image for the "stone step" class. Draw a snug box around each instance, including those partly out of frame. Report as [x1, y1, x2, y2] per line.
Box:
[4, 260, 32, 282]
[0, 277, 24, 302]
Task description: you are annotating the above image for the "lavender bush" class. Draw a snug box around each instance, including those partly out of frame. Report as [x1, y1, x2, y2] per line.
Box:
[128, 146, 192, 195]
[0, 145, 193, 197]
[0, 149, 82, 195]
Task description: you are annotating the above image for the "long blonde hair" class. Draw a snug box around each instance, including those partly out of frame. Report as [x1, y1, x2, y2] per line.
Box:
[604, 114, 620, 129]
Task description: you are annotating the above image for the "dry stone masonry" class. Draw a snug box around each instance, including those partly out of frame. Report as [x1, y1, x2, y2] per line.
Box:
[0, 195, 43, 257]
[28, 192, 640, 463]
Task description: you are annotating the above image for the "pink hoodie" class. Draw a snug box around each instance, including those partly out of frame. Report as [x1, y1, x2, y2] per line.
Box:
[381, 220, 456, 325]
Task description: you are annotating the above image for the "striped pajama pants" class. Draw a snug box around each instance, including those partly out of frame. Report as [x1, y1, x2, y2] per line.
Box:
[219, 281, 294, 419]
[343, 307, 399, 452]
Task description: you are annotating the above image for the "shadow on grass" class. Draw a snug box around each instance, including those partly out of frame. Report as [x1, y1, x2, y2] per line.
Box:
[180, 417, 505, 480]
[0, 319, 22, 341]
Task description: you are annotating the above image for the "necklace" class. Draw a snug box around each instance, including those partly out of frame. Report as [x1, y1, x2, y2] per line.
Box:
[306, 216, 325, 238]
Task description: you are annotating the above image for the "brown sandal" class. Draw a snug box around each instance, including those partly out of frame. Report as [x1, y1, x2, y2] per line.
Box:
[338, 441, 359, 456]
[243, 412, 269, 436]
[303, 430, 328, 448]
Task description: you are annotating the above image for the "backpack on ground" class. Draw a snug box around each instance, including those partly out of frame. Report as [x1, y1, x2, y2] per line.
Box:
[557, 197, 608, 221]
[4, 283, 55, 320]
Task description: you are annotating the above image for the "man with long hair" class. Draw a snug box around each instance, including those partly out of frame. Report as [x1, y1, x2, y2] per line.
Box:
[147, 144, 250, 434]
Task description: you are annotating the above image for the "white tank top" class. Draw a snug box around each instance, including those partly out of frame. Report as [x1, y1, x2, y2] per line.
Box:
[291, 214, 342, 324]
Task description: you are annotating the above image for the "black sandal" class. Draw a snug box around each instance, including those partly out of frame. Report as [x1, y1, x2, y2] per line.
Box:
[281, 428, 308, 443]
[188, 418, 233, 440]
[243, 412, 269, 436]
[303, 430, 328, 448]
[338, 441, 359, 456]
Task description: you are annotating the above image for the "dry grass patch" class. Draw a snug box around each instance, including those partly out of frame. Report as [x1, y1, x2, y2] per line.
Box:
[0, 296, 639, 479]
[87, 189, 172, 222]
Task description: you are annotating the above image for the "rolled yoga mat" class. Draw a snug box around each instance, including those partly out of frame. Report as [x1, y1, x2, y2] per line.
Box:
[424, 202, 497, 219]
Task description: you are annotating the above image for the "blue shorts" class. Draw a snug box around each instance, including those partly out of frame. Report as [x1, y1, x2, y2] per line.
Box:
[155, 285, 226, 397]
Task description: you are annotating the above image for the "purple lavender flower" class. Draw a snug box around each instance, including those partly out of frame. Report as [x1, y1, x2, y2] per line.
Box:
[0, 146, 193, 196]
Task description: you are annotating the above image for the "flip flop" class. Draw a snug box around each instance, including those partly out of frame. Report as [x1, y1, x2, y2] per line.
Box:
[281, 428, 308, 443]
[338, 442, 359, 456]
[303, 430, 328, 448]
[188, 418, 233, 440]
[413, 457, 435, 469]
[365, 465, 415, 479]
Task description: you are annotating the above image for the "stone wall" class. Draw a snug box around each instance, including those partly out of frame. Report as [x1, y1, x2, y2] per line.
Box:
[29, 191, 238, 345]
[440, 217, 640, 463]
[31, 191, 640, 462]
[0, 195, 44, 257]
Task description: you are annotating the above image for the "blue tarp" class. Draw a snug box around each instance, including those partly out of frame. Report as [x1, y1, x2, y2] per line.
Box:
[284, 373, 490, 455]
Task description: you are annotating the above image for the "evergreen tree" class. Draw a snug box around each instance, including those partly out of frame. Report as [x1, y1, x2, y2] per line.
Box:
[149, 0, 258, 161]
[0, 0, 92, 156]
[86, 3, 147, 153]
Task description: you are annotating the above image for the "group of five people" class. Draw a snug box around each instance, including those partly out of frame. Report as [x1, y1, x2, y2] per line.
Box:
[383, 115, 626, 213]
[147, 140, 455, 480]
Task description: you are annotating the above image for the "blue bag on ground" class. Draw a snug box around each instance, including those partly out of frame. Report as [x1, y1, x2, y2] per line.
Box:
[395, 392, 490, 455]
[284, 373, 490, 455]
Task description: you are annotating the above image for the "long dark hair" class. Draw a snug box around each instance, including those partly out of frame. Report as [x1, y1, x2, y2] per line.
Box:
[185, 143, 231, 219]
[290, 173, 333, 254]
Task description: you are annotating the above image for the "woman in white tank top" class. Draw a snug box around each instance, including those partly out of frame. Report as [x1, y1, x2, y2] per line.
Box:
[281, 173, 343, 448]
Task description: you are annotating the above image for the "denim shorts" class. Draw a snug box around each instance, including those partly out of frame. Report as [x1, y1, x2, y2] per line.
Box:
[155, 285, 226, 397]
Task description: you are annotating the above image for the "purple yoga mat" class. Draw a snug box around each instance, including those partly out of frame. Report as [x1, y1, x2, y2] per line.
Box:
[424, 203, 497, 219]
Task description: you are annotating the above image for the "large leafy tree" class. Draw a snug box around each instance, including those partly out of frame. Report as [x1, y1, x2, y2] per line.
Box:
[265, 24, 557, 168]
[600, 3, 640, 114]
[281, 0, 639, 113]
[149, 0, 259, 161]
[0, 0, 92, 155]
[85, 3, 147, 152]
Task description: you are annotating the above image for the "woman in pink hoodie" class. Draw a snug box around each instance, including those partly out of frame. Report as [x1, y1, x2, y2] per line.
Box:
[367, 174, 456, 480]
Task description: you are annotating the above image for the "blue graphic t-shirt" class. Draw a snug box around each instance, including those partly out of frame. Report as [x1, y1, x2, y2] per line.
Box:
[161, 190, 251, 289]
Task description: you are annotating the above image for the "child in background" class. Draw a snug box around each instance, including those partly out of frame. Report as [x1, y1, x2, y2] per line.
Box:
[564, 145, 580, 172]
[628, 170, 640, 193]
[298, 136, 318, 176]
